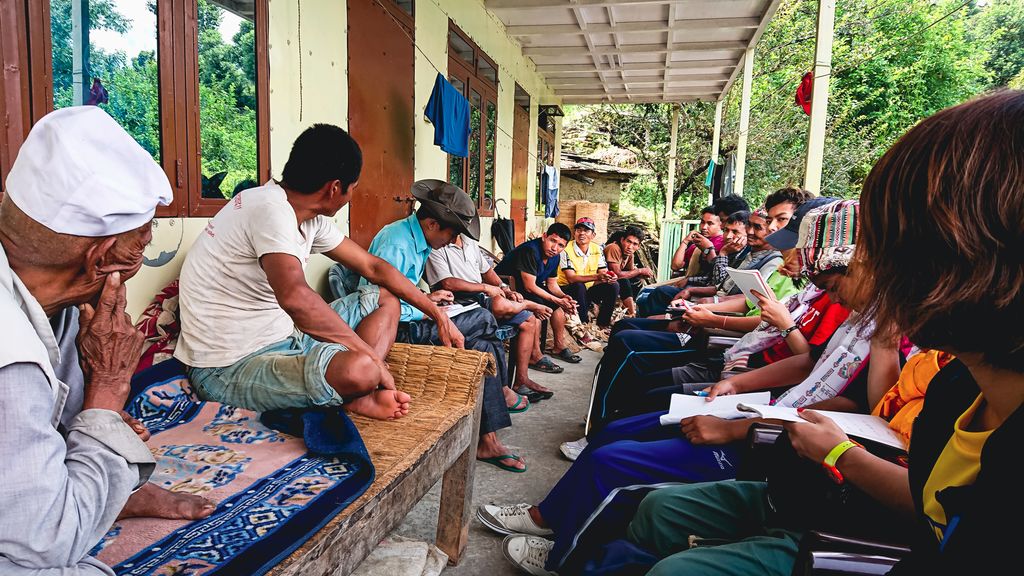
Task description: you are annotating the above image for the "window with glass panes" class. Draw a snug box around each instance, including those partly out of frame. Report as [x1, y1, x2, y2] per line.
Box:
[447, 21, 497, 216]
[0, 0, 270, 217]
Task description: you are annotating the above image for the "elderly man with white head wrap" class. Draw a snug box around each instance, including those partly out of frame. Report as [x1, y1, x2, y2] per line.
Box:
[0, 107, 212, 575]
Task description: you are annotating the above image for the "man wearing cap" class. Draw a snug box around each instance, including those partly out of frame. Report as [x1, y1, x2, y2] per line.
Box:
[357, 179, 527, 472]
[0, 107, 211, 575]
[176, 124, 460, 421]
[557, 217, 620, 328]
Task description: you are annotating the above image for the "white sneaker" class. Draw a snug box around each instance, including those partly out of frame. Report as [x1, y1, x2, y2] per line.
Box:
[477, 503, 554, 537]
[503, 534, 557, 576]
[559, 437, 588, 461]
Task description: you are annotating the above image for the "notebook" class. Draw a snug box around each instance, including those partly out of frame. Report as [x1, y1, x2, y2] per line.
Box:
[735, 403, 907, 450]
[726, 267, 775, 308]
[658, 391, 772, 425]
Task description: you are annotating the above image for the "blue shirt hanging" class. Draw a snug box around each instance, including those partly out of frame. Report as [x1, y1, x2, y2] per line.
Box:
[424, 73, 471, 157]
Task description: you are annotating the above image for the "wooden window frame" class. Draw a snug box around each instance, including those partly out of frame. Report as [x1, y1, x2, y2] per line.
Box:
[0, 0, 270, 217]
[447, 21, 497, 217]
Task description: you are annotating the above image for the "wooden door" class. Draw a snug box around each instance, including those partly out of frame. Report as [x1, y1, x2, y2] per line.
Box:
[347, 0, 415, 248]
[510, 103, 530, 243]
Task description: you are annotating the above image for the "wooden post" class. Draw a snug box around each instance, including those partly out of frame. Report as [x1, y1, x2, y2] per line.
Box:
[734, 47, 754, 197]
[435, 372, 484, 564]
[803, 0, 836, 195]
[72, 0, 90, 106]
[709, 98, 723, 204]
[665, 103, 679, 219]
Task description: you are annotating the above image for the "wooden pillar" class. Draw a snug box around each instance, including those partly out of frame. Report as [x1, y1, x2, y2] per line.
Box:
[72, 0, 90, 106]
[734, 47, 754, 197]
[803, 0, 836, 195]
[665, 103, 679, 219]
[709, 98, 723, 204]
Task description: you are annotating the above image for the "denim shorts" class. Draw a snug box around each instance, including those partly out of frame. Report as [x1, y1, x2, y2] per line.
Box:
[186, 290, 380, 412]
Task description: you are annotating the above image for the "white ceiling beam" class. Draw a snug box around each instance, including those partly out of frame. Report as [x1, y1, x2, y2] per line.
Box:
[488, 0, 751, 11]
[524, 41, 746, 57]
[556, 87, 721, 97]
[506, 17, 761, 37]
[721, 0, 783, 96]
[568, 6, 610, 98]
[564, 94, 718, 104]
[545, 71, 729, 81]
[535, 59, 737, 74]
[547, 73, 727, 85]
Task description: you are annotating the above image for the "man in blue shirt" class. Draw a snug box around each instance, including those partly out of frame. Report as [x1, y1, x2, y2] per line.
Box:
[494, 223, 581, 364]
[347, 180, 528, 472]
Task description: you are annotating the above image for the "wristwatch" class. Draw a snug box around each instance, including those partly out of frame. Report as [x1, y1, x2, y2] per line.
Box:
[702, 246, 714, 256]
[499, 282, 509, 290]
[779, 325, 799, 338]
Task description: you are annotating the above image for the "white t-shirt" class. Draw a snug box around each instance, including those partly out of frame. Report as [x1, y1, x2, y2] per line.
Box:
[174, 181, 345, 368]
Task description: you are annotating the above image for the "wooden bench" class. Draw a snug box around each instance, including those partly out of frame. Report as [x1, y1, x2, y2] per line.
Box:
[269, 343, 493, 576]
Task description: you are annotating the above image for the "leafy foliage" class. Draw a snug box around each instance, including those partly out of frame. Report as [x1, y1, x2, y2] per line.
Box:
[50, 0, 257, 197]
[564, 0, 1018, 218]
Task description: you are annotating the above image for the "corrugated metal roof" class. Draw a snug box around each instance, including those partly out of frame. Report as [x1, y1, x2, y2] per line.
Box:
[486, 0, 781, 103]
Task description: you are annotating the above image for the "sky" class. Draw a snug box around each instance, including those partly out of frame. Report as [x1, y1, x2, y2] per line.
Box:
[88, 0, 243, 59]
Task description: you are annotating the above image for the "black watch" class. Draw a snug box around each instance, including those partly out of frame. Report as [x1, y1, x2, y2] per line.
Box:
[780, 325, 799, 338]
[702, 246, 714, 256]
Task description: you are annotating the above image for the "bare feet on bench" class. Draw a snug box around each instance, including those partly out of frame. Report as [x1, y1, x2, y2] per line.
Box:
[118, 482, 216, 521]
[346, 389, 411, 420]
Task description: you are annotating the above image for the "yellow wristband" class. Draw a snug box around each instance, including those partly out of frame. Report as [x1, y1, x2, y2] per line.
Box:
[823, 439, 860, 468]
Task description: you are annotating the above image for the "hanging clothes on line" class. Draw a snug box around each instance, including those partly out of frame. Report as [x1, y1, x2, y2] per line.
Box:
[542, 165, 560, 218]
[424, 73, 471, 157]
[795, 71, 814, 115]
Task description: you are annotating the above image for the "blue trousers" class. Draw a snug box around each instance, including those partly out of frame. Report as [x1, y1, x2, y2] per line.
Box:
[538, 411, 743, 571]
[589, 322, 700, 435]
[637, 285, 684, 316]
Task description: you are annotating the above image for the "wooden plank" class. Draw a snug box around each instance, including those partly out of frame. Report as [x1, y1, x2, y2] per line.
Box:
[435, 374, 484, 564]
[507, 17, 760, 37]
[270, 407, 479, 576]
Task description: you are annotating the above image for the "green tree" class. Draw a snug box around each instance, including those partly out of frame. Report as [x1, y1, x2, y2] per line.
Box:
[971, 0, 1024, 87]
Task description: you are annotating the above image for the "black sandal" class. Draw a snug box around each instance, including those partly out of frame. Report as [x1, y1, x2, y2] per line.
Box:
[529, 355, 564, 374]
[551, 348, 582, 363]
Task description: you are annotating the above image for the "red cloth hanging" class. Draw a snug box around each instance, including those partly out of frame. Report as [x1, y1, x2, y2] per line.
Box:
[795, 71, 813, 115]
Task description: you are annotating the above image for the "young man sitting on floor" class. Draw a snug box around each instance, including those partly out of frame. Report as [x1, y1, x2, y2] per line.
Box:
[425, 231, 557, 401]
[176, 125, 461, 421]
[557, 217, 620, 329]
[494, 223, 582, 365]
[603, 226, 654, 317]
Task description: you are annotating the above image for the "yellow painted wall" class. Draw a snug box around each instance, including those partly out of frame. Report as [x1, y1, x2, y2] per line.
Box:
[415, 0, 559, 252]
[129, 0, 559, 319]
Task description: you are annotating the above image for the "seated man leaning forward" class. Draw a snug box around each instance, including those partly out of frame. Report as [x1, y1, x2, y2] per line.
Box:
[348, 180, 525, 471]
[175, 124, 461, 419]
[557, 217, 620, 328]
[0, 107, 211, 576]
[425, 230, 557, 399]
[494, 224, 582, 365]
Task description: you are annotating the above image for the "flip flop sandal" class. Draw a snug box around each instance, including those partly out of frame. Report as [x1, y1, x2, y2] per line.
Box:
[528, 355, 564, 374]
[515, 387, 554, 403]
[476, 453, 528, 473]
[507, 394, 530, 414]
[552, 349, 583, 363]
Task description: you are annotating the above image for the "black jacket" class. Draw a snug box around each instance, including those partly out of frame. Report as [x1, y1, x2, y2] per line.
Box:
[891, 358, 1023, 574]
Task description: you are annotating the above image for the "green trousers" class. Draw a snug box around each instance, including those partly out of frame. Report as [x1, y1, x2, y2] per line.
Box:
[626, 481, 803, 576]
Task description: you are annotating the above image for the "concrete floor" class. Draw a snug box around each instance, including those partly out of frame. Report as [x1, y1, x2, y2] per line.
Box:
[384, 349, 601, 575]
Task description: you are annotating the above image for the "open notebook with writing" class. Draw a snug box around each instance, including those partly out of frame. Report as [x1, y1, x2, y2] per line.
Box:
[736, 404, 907, 450]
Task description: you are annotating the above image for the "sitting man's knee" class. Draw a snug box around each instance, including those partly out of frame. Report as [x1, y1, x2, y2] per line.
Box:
[327, 350, 381, 396]
[377, 286, 398, 307]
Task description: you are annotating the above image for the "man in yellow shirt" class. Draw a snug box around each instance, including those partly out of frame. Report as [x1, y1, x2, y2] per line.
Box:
[558, 217, 619, 327]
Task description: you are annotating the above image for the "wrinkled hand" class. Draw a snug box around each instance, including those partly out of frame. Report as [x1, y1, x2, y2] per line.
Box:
[672, 288, 692, 302]
[505, 288, 523, 302]
[78, 272, 146, 412]
[438, 317, 465, 349]
[429, 290, 455, 304]
[638, 267, 654, 279]
[785, 410, 850, 463]
[531, 305, 553, 321]
[680, 415, 742, 445]
[481, 284, 504, 298]
[753, 290, 791, 329]
[705, 379, 738, 401]
[720, 236, 747, 255]
[681, 305, 718, 328]
[120, 410, 150, 441]
[375, 357, 397, 390]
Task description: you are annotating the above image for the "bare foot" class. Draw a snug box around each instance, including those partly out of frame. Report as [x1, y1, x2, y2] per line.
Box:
[345, 389, 411, 420]
[477, 432, 526, 471]
[118, 482, 216, 520]
[503, 386, 529, 409]
[516, 377, 552, 394]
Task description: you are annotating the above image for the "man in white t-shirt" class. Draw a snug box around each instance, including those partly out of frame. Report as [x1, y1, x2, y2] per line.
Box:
[175, 124, 463, 419]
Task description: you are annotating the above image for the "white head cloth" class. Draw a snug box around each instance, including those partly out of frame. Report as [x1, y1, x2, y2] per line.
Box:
[4, 106, 172, 237]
